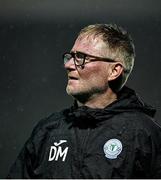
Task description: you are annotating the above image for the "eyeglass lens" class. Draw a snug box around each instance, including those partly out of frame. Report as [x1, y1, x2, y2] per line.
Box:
[63, 52, 85, 66]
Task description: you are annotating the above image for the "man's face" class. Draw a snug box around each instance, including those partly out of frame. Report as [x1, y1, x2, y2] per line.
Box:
[64, 35, 113, 101]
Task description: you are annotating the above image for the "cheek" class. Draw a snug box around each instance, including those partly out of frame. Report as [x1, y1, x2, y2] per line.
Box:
[80, 63, 109, 82]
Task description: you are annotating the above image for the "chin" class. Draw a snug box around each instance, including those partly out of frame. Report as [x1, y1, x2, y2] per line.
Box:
[66, 86, 76, 95]
[66, 88, 79, 96]
[66, 88, 91, 103]
[66, 84, 82, 95]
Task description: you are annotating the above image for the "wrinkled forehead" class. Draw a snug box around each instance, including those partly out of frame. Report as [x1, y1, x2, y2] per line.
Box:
[72, 34, 109, 56]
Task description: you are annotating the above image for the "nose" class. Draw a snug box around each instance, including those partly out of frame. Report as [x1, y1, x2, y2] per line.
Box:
[64, 58, 76, 70]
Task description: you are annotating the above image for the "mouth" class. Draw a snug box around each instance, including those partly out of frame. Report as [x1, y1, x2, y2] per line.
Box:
[68, 76, 79, 80]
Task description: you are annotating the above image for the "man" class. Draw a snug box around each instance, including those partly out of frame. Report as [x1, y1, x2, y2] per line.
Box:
[7, 24, 161, 178]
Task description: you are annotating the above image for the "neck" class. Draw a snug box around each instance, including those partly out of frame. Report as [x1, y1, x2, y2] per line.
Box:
[77, 88, 117, 109]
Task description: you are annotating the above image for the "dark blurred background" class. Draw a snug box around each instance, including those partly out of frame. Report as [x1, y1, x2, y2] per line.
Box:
[0, 0, 161, 177]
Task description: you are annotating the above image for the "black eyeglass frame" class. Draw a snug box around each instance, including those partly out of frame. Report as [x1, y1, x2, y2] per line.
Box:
[63, 51, 118, 67]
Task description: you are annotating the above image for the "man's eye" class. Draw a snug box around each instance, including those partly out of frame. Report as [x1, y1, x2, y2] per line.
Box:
[76, 52, 85, 59]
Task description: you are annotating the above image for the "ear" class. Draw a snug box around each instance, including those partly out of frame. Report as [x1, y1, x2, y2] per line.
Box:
[108, 63, 124, 81]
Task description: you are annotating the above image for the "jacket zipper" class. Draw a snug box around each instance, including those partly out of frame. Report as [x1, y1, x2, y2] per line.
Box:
[79, 128, 91, 178]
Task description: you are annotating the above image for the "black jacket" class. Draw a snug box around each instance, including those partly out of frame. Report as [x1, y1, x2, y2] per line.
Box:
[7, 86, 161, 178]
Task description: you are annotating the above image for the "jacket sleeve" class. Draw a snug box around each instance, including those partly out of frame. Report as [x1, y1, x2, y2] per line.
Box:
[7, 113, 60, 178]
[7, 117, 47, 178]
[7, 137, 37, 178]
[133, 120, 161, 178]
[150, 125, 161, 178]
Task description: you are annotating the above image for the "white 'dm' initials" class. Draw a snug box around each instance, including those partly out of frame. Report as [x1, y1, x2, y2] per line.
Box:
[48, 140, 69, 162]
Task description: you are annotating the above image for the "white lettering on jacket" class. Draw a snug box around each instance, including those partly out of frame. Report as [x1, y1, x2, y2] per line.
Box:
[48, 140, 69, 162]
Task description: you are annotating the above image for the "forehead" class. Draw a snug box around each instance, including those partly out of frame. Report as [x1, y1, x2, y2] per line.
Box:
[71, 35, 108, 56]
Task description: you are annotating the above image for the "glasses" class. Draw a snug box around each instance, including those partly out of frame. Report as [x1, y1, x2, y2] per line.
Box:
[63, 51, 117, 67]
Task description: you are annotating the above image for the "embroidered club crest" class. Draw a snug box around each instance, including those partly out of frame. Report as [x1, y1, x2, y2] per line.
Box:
[103, 139, 122, 159]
